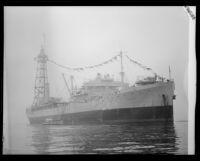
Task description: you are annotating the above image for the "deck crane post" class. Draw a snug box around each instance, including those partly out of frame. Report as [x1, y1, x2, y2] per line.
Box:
[62, 73, 72, 97]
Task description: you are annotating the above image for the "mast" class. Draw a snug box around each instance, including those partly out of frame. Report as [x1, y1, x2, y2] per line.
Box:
[120, 50, 124, 83]
[32, 38, 49, 107]
[169, 65, 171, 80]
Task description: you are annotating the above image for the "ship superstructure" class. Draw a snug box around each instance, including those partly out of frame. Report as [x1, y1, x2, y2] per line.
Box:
[26, 45, 176, 125]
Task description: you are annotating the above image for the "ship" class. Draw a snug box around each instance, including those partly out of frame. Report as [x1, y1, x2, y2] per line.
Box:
[26, 45, 176, 125]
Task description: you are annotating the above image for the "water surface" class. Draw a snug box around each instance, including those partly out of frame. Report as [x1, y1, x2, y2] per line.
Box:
[4, 121, 188, 154]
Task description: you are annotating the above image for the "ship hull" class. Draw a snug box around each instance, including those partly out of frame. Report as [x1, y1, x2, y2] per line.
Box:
[28, 105, 173, 124]
[27, 81, 175, 125]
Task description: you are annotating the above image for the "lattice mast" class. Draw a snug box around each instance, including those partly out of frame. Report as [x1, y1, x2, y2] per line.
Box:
[32, 43, 49, 107]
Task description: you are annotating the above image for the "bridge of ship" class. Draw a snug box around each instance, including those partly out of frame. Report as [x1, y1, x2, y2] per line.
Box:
[71, 74, 129, 99]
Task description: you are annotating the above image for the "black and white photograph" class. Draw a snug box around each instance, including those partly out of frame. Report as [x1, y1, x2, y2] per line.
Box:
[3, 6, 196, 154]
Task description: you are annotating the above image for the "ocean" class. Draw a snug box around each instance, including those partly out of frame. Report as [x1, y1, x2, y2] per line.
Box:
[4, 121, 188, 154]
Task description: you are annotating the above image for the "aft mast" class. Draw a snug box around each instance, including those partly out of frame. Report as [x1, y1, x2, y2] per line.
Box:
[120, 50, 125, 83]
[169, 65, 171, 80]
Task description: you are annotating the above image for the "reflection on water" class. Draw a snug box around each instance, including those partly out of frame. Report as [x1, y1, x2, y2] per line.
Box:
[28, 121, 187, 154]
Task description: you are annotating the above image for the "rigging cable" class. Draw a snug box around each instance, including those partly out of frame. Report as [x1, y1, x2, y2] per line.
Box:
[47, 53, 167, 80]
[47, 54, 120, 72]
[125, 55, 167, 80]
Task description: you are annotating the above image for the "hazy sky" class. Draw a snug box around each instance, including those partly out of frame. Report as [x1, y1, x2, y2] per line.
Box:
[4, 6, 189, 125]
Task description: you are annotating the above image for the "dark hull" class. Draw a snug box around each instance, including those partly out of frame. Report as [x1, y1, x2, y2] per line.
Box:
[28, 106, 173, 125]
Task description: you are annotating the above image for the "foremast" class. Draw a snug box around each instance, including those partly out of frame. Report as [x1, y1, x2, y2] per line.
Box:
[32, 44, 49, 107]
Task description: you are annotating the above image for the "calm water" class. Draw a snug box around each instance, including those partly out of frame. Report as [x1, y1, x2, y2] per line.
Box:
[4, 121, 188, 154]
